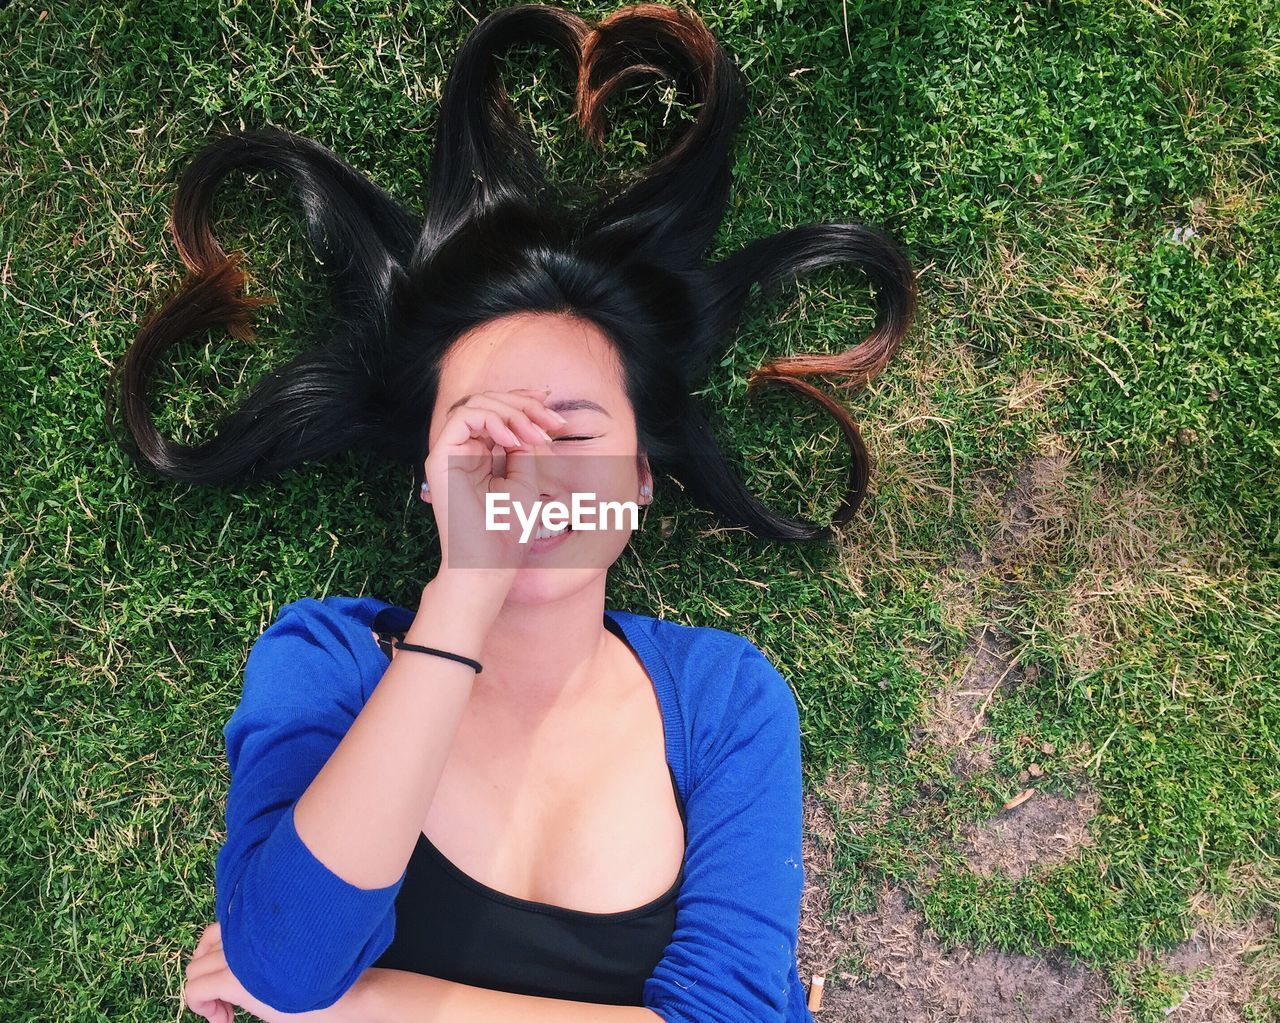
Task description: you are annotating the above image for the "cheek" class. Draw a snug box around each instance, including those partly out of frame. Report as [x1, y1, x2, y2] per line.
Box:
[580, 470, 641, 523]
[560, 457, 628, 493]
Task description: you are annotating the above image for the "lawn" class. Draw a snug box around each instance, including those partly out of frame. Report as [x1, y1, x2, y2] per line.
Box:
[1, 1, 1276, 1021]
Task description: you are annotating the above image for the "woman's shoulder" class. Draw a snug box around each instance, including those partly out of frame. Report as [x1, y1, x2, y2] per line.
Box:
[621, 612, 797, 761]
[630, 610, 768, 658]
[614, 608, 781, 697]
[254, 595, 375, 652]
[246, 595, 389, 699]
[271, 593, 386, 626]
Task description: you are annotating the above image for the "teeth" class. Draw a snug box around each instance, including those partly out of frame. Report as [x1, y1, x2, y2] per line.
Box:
[532, 524, 569, 540]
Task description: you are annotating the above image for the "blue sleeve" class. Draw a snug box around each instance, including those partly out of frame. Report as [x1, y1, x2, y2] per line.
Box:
[642, 641, 807, 1023]
[213, 601, 407, 1012]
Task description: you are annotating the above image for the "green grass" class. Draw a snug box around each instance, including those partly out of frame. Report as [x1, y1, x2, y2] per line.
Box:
[2, 1, 1277, 1020]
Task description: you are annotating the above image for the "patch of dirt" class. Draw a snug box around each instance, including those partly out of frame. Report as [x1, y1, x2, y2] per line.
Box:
[957, 785, 1099, 879]
[815, 758, 895, 827]
[798, 856, 1277, 1022]
[798, 797, 1277, 1022]
[1113, 894, 1279, 1023]
[798, 762, 901, 984]
[1056, 464, 1209, 677]
[982, 448, 1079, 569]
[807, 448, 1271, 1019]
[798, 772, 1114, 1022]
[798, 785, 860, 990]
[809, 880, 1115, 1022]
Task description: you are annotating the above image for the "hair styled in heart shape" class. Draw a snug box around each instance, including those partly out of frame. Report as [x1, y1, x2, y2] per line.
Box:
[107, 2, 917, 540]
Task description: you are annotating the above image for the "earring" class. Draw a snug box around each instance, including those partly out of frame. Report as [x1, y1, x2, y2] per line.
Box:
[420, 480, 430, 501]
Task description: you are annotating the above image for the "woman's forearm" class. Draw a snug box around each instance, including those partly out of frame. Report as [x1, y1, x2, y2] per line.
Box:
[360, 968, 665, 1023]
[291, 574, 499, 890]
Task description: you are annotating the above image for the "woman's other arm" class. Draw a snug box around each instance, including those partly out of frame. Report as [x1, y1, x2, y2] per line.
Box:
[359, 970, 665, 1022]
[640, 640, 809, 1023]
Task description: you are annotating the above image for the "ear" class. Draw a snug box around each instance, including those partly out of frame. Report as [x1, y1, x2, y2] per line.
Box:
[637, 451, 653, 503]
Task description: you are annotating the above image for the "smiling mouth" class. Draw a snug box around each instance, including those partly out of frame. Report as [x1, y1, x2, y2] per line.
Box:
[528, 524, 573, 547]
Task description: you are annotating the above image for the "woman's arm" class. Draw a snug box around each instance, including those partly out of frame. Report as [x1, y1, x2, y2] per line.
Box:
[360, 969, 666, 1023]
[290, 572, 498, 890]
[639, 640, 809, 1022]
[214, 576, 501, 1012]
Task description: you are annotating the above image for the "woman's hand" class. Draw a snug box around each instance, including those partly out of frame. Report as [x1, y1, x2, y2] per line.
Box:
[422, 387, 568, 585]
[182, 921, 371, 1023]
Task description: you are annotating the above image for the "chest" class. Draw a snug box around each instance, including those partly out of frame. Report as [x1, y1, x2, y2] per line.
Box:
[373, 627, 687, 915]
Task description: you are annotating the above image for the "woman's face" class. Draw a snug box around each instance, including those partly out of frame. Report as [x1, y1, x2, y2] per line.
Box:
[426, 311, 652, 605]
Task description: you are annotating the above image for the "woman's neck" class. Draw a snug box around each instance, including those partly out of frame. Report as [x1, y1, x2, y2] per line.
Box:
[469, 577, 617, 722]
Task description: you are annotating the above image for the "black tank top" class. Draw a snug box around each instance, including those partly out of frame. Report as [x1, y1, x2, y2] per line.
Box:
[368, 608, 688, 1005]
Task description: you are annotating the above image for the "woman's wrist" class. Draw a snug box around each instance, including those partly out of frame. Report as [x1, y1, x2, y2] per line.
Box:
[423, 569, 509, 619]
[413, 571, 506, 655]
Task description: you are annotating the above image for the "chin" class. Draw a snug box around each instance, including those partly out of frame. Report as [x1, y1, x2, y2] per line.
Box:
[502, 532, 632, 605]
[502, 566, 603, 605]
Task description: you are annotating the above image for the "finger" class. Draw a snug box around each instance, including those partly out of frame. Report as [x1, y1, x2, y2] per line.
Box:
[185, 971, 228, 1020]
[423, 430, 492, 486]
[439, 406, 537, 452]
[463, 407, 527, 450]
[423, 434, 492, 499]
[464, 390, 564, 438]
[186, 940, 218, 982]
[450, 407, 522, 450]
[471, 391, 566, 446]
[491, 389, 569, 432]
[191, 921, 221, 961]
[492, 389, 570, 429]
[501, 445, 542, 491]
[186, 949, 230, 987]
[461, 431, 500, 458]
[457, 394, 555, 448]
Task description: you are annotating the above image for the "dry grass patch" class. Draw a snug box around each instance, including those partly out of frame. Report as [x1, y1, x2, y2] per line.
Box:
[1056, 450, 1236, 677]
[957, 784, 1100, 880]
[814, 880, 1116, 1022]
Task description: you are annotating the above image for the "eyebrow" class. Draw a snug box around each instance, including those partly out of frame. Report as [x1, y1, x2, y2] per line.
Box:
[446, 395, 612, 418]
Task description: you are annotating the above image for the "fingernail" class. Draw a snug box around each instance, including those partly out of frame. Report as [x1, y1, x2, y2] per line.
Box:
[550, 411, 568, 424]
[537, 426, 553, 442]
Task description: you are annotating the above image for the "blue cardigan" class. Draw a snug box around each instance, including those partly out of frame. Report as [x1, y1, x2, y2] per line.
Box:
[214, 595, 814, 1022]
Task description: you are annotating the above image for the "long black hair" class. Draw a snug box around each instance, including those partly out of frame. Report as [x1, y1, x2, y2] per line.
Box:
[106, 2, 916, 541]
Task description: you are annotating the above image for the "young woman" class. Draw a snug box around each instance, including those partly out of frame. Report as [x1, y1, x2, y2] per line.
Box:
[109, 5, 915, 1020]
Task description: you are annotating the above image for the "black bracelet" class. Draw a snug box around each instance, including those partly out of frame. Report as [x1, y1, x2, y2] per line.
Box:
[392, 639, 483, 674]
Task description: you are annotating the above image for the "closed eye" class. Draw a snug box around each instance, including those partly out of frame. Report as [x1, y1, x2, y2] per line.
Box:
[554, 435, 596, 442]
